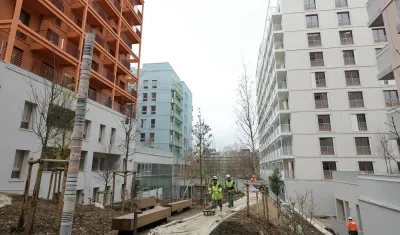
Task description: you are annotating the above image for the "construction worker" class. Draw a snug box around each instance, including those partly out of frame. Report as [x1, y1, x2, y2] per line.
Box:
[347, 217, 359, 235]
[224, 175, 237, 208]
[250, 175, 256, 183]
[208, 176, 223, 211]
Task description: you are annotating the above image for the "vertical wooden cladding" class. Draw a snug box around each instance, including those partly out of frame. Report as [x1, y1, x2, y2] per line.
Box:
[0, 0, 143, 114]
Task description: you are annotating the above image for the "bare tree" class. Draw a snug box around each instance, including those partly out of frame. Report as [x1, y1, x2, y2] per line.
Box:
[235, 60, 259, 175]
[192, 108, 212, 203]
[374, 129, 398, 173]
[270, 168, 283, 219]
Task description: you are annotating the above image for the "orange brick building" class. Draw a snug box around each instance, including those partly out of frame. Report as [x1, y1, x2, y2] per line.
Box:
[0, 0, 143, 114]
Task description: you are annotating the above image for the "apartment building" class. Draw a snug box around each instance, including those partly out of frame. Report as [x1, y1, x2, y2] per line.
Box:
[135, 62, 193, 161]
[256, 0, 400, 215]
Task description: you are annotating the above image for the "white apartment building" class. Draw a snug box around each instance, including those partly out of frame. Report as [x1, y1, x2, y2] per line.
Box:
[0, 61, 173, 203]
[256, 0, 400, 215]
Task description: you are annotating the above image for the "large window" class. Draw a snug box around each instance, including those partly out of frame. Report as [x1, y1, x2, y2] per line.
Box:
[20, 101, 34, 129]
[306, 15, 319, 28]
[318, 115, 331, 131]
[355, 137, 371, 155]
[343, 50, 355, 65]
[337, 12, 351, 26]
[345, 70, 360, 86]
[304, 0, 316, 10]
[335, 0, 348, 8]
[142, 106, 147, 115]
[340, 31, 353, 45]
[151, 105, 156, 114]
[143, 93, 148, 102]
[11, 150, 27, 179]
[314, 93, 329, 108]
[315, 72, 326, 87]
[322, 161, 337, 180]
[310, 52, 324, 67]
[372, 28, 387, 43]
[384, 90, 400, 107]
[320, 138, 334, 155]
[143, 80, 148, 89]
[348, 92, 364, 108]
[308, 33, 321, 47]
[359, 161, 374, 173]
[356, 114, 368, 131]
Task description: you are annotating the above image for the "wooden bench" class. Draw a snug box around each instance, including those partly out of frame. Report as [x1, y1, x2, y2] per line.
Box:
[135, 197, 157, 210]
[112, 207, 171, 232]
[165, 199, 192, 214]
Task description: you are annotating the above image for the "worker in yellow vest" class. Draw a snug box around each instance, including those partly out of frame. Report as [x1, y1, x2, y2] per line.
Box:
[208, 176, 223, 211]
[224, 175, 237, 208]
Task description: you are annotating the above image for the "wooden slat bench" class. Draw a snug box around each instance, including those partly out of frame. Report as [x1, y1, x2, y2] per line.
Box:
[135, 197, 157, 210]
[165, 199, 192, 214]
[112, 207, 171, 232]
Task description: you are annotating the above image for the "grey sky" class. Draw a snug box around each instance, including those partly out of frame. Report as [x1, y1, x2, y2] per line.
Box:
[141, 0, 267, 150]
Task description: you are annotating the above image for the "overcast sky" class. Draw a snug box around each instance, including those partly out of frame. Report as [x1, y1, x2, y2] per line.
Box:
[140, 0, 267, 150]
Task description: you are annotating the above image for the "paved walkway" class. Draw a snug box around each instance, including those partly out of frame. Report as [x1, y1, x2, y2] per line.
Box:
[147, 192, 259, 235]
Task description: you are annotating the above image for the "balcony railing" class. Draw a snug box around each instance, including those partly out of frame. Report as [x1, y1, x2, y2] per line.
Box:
[111, 0, 121, 11]
[316, 79, 326, 87]
[349, 99, 364, 108]
[281, 124, 291, 132]
[93, 66, 114, 82]
[85, 24, 111, 54]
[118, 54, 130, 70]
[356, 146, 371, 155]
[323, 170, 334, 180]
[307, 22, 319, 28]
[278, 81, 287, 89]
[273, 24, 282, 31]
[89, 0, 108, 21]
[120, 32, 133, 47]
[51, 0, 64, 11]
[340, 38, 354, 45]
[335, 0, 348, 8]
[385, 98, 400, 107]
[338, 20, 351, 26]
[311, 59, 324, 67]
[274, 42, 284, 49]
[134, 6, 143, 20]
[319, 123, 332, 131]
[358, 122, 368, 131]
[282, 146, 292, 155]
[308, 40, 321, 47]
[315, 100, 329, 109]
[304, 3, 316, 10]
[100, 95, 112, 108]
[374, 37, 387, 43]
[88, 89, 97, 101]
[37, 28, 79, 59]
[344, 57, 356, 65]
[276, 61, 285, 69]
[346, 77, 360, 86]
[320, 146, 335, 155]
[134, 26, 142, 38]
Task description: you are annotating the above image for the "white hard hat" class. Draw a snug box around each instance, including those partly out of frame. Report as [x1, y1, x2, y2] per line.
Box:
[212, 176, 217, 180]
[226, 174, 231, 179]
[348, 217, 352, 220]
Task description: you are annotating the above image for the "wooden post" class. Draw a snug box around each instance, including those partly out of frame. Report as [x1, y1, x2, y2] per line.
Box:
[47, 171, 54, 200]
[111, 172, 116, 209]
[256, 191, 259, 216]
[121, 171, 127, 211]
[261, 184, 266, 218]
[130, 172, 136, 212]
[52, 169, 58, 201]
[246, 184, 249, 217]
[55, 168, 68, 230]
[25, 162, 44, 234]
[17, 162, 33, 230]
[57, 170, 62, 201]
[265, 185, 269, 222]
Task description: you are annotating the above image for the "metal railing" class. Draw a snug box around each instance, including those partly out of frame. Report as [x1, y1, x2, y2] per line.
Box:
[37, 28, 79, 59]
[356, 146, 371, 155]
[311, 59, 324, 67]
[284, 170, 295, 179]
[85, 24, 111, 54]
[374, 37, 387, 43]
[51, 0, 64, 11]
[100, 95, 112, 108]
[319, 123, 332, 131]
[278, 81, 287, 89]
[281, 124, 291, 132]
[307, 22, 319, 28]
[335, 0, 348, 8]
[282, 146, 292, 155]
[308, 40, 321, 47]
[316, 79, 326, 87]
[273, 24, 282, 31]
[349, 99, 364, 108]
[111, 0, 121, 11]
[134, 26, 142, 38]
[315, 100, 329, 108]
[88, 89, 97, 101]
[118, 54, 130, 70]
[358, 122, 368, 131]
[89, 0, 108, 21]
[93, 65, 114, 82]
[320, 146, 335, 155]
[340, 37, 354, 45]
[338, 20, 351, 26]
[385, 98, 400, 107]
[276, 61, 285, 69]
[120, 32, 133, 47]
[323, 170, 334, 180]
[274, 42, 284, 49]
[346, 77, 360, 86]
[344, 57, 356, 65]
[304, 3, 316, 10]
[134, 6, 143, 20]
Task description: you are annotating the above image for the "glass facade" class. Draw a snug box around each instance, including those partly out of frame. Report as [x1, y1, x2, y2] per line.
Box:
[136, 163, 173, 200]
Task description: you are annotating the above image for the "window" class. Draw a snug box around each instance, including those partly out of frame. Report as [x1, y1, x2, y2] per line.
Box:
[375, 48, 383, 54]
[83, 120, 91, 140]
[11, 47, 23, 67]
[320, 138, 334, 155]
[306, 15, 319, 28]
[152, 80, 157, 88]
[304, 0, 316, 10]
[315, 72, 326, 87]
[140, 133, 146, 142]
[99, 124, 105, 143]
[110, 128, 116, 145]
[151, 93, 157, 101]
[357, 114, 367, 131]
[322, 162, 337, 180]
[358, 161, 374, 173]
[140, 119, 146, 128]
[318, 115, 331, 131]
[11, 150, 26, 179]
[384, 90, 400, 107]
[79, 151, 87, 171]
[337, 12, 351, 26]
[310, 52, 324, 66]
[345, 70, 360, 86]
[151, 105, 156, 114]
[343, 50, 355, 65]
[307, 33, 321, 47]
[314, 93, 329, 108]
[348, 92, 364, 108]
[340, 31, 353, 45]
[20, 101, 34, 129]
[373, 28, 387, 43]
[142, 106, 147, 115]
[150, 133, 155, 143]
[143, 80, 148, 89]
[151, 119, 156, 128]
[335, 0, 348, 8]
[143, 93, 148, 102]
[17, 10, 30, 40]
[355, 137, 371, 155]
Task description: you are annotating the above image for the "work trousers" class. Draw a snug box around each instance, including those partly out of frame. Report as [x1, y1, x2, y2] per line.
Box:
[349, 231, 358, 235]
[227, 191, 235, 207]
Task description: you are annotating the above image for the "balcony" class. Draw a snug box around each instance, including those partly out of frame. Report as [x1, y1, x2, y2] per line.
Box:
[386, 98, 400, 107]
[315, 100, 329, 109]
[349, 99, 364, 108]
[92, 65, 114, 84]
[276, 61, 285, 70]
[277, 81, 287, 90]
[376, 46, 394, 80]
[122, 0, 143, 25]
[321, 146, 335, 155]
[171, 110, 182, 122]
[366, 0, 383, 27]
[85, 24, 113, 58]
[170, 124, 182, 134]
[118, 54, 130, 70]
[356, 146, 371, 155]
[319, 123, 332, 131]
[34, 28, 80, 60]
[274, 42, 284, 50]
[284, 169, 295, 179]
[89, 0, 109, 22]
[280, 124, 291, 133]
[273, 24, 282, 31]
[172, 98, 183, 110]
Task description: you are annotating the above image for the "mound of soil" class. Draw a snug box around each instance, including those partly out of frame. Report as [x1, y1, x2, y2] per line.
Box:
[0, 194, 126, 235]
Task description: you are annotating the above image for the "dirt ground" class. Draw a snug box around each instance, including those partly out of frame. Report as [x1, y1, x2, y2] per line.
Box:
[0, 194, 126, 235]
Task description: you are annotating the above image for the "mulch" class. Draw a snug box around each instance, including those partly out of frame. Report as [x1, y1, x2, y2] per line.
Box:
[0, 194, 126, 235]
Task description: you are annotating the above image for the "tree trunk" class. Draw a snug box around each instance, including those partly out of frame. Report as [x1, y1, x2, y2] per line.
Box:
[55, 168, 68, 230]
[59, 34, 95, 235]
[121, 172, 127, 211]
[17, 162, 33, 230]
[47, 172, 54, 200]
[52, 170, 58, 201]
[130, 173, 136, 212]
[111, 172, 115, 209]
[25, 162, 44, 234]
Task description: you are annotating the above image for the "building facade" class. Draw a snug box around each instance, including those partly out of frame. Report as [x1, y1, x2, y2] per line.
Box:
[256, 0, 400, 215]
[135, 62, 193, 160]
[366, 0, 400, 92]
[0, 0, 143, 113]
